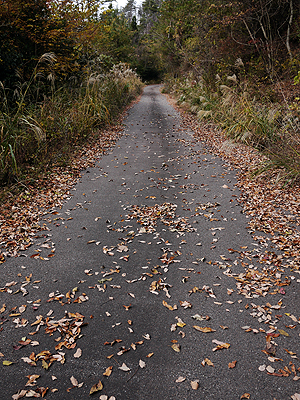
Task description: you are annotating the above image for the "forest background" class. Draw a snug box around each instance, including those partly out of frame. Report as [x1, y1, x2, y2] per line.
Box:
[0, 0, 300, 193]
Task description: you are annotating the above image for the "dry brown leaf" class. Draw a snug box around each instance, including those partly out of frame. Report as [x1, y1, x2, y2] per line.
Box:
[202, 358, 214, 367]
[175, 376, 186, 383]
[74, 348, 82, 358]
[103, 366, 113, 377]
[119, 363, 130, 372]
[193, 326, 216, 333]
[162, 300, 177, 311]
[89, 380, 103, 394]
[171, 343, 181, 352]
[25, 374, 40, 387]
[212, 339, 230, 351]
[70, 376, 78, 387]
[228, 360, 237, 369]
[191, 380, 199, 390]
[241, 394, 250, 399]
[179, 300, 192, 309]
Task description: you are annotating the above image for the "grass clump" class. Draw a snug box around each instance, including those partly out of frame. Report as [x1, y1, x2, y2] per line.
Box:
[0, 56, 143, 187]
[163, 72, 300, 184]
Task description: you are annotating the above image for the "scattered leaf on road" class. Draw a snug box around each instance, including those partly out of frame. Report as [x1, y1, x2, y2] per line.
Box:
[89, 380, 103, 394]
[193, 326, 216, 333]
[191, 380, 199, 390]
[119, 363, 130, 372]
[175, 376, 186, 383]
[103, 366, 113, 377]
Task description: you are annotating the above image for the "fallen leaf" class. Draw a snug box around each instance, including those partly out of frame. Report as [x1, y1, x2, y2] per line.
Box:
[212, 339, 230, 351]
[103, 366, 113, 377]
[241, 394, 250, 399]
[89, 380, 103, 394]
[143, 334, 151, 340]
[74, 348, 82, 358]
[21, 357, 36, 366]
[175, 376, 186, 383]
[42, 359, 49, 370]
[24, 390, 40, 397]
[278, 329, 290, 337]
[266, 365, 275, 373]
[119, 363, 130, 372]
[228, 360, 237, 369]
[139, 360, 146, 368]
[70, 376, 78, 387]
[291, 394, 300, 400]
[171, 343, 181, 352]
[193, 326, 216, 333]
[192, 314, 210, 321]
[12, 390, 27, 399]
[191, 380, 199, 390]
[162, 300, 177, 311]
[25, 374, 40, 387]
[203, 358, 214, 366]
[3, 360, 14, 366]
[179, 300, 192, 309]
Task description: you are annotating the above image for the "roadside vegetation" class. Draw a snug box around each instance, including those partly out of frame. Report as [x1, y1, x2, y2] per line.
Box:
[163, 73, 300, 184]
[1, 0, 300, 191]
[153, 0, 300, 183]
[0, 1, 143, 191]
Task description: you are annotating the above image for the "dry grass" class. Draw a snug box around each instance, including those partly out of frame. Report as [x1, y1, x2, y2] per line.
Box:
[163, 74, 300, 184]
[0, 57, 143, 187]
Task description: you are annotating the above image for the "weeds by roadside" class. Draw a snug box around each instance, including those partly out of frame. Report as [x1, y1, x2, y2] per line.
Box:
[163, 73, 300, 184]
[0, 55, 143, 188]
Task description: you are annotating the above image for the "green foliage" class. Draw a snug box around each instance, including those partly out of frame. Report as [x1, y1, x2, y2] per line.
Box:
[294, 71, 300, 85]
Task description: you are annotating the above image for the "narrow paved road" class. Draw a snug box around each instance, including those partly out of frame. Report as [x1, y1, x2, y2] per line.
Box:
[1, 85, 299, 399]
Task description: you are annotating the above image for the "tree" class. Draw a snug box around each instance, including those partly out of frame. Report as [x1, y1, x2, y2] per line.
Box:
[0, 0, 50, 85]
[139, 0, 162, 34]
[123, 0, 137, 22]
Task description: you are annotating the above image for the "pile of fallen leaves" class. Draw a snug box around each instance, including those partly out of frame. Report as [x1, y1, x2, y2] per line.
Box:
[126, 202, 196, 234]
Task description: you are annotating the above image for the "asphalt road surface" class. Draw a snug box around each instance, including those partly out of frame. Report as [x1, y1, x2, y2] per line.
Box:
[1, 85, 299, 400]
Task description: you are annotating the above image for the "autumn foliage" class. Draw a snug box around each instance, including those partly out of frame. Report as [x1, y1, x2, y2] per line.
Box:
[0, 0, 142, 187]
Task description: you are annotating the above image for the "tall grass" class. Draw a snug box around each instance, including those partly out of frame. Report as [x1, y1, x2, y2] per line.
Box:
[163, 73, 300, 183]
[0, 57, 143, 186]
